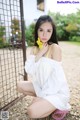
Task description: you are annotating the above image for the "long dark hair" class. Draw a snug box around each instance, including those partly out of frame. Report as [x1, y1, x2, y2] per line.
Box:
[34, 15, 58, 46]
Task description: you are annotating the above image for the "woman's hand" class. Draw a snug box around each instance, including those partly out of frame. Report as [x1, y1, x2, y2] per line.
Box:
[35, 43, 48, 62]
[40, 43, 48, 56]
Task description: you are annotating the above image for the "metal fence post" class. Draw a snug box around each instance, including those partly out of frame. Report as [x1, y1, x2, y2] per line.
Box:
[20, 0, 27, 80]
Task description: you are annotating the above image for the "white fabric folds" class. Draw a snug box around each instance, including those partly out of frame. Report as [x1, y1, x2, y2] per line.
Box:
[25, 55, 71, 110]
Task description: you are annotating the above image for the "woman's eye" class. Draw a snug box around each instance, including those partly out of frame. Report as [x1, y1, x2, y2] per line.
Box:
[47, 30, 51, 32]
[39, 29, 43, 32]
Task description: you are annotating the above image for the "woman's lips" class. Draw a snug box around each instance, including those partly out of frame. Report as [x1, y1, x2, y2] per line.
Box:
[42, 38, 47, 40]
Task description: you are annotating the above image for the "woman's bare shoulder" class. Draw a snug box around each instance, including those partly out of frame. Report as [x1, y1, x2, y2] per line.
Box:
[50, 43, 62, 61]
[51, 43, 61, 50]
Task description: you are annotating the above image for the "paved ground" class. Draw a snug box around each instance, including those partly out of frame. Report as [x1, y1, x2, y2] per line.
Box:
[1, 41, 80, 120]
[59, 42, 80, 120]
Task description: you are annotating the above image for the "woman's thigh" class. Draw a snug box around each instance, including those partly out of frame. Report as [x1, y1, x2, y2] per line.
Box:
[17, 81, 36, 96]
[27, 97, 56, 118]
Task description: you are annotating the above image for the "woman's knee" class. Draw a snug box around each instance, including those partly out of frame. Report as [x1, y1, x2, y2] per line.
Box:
[27, 106, 51, 119]
[27, 106, 37, 118]
[17, 81, 23, 92]
[17, 81, 36, 96]
[27, 98, 56, 118]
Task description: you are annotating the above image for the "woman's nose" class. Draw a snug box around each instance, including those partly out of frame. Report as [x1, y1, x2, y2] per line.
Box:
[43, 31, 46, 37]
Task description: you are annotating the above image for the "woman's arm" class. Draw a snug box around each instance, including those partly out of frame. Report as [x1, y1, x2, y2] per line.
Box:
[35, 43, 48, 62]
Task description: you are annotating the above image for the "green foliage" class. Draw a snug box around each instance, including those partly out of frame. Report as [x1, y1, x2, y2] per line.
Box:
[70, 36, 80, 42]
[48, 10, 80, 42]
[0, 25, 5, 44]
[56, 29, 65, 40]
[25, 23, 35, 46]
[11, 18, 21, 39]
[0, 43, 10, 49]
[65, 23, 78, 32]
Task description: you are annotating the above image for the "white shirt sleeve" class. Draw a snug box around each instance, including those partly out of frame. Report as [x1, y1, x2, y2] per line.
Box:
[40, 62, 70, 97]
[25, 55, 36, 76]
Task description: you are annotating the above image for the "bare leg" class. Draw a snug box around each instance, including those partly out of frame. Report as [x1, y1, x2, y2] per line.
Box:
[27, 97, 56, 118]
[17, 81, 36, 96]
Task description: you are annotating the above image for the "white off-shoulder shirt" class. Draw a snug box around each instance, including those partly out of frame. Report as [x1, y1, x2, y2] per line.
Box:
[25, 55, 71, 110]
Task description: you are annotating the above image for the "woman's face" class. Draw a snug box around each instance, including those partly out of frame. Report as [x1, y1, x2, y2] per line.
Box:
[38, 22, 53, 43]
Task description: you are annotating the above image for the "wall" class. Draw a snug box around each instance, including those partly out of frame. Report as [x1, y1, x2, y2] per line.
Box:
[23, 0, 48, 26]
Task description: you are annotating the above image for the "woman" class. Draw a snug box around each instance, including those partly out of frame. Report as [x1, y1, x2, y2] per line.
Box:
[17, 15, 71, 119]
